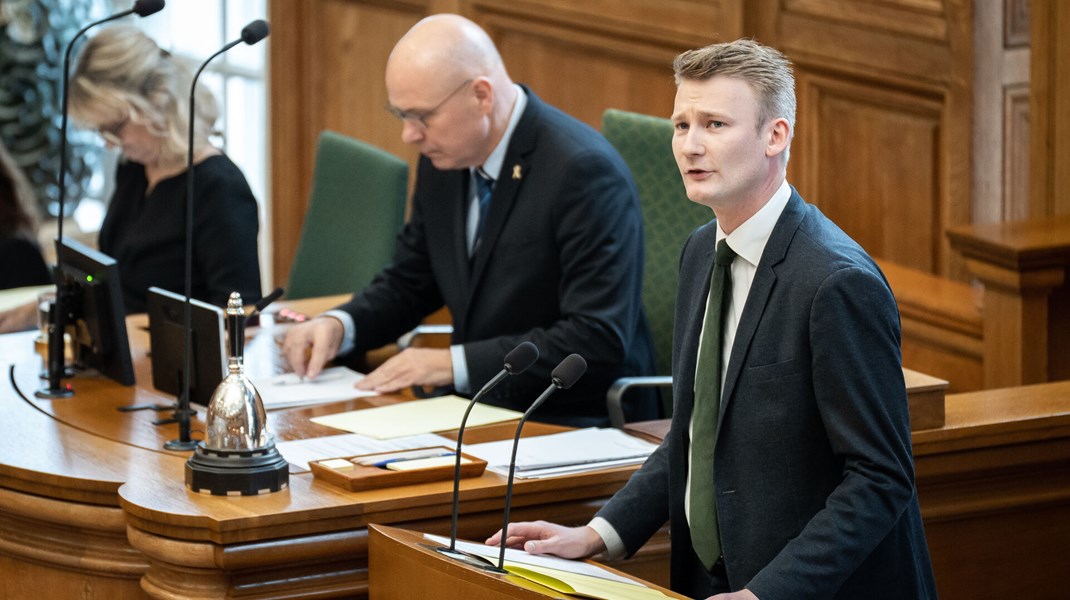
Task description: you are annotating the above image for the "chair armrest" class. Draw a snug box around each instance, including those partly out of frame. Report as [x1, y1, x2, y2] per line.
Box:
[396, 324, 454, 350]
[607, 376, 673, 429]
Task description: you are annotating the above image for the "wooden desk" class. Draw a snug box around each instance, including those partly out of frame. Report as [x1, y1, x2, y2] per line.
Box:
[2, 295, 1068, 599]
[0, 296, 666, 599]
[368, 524, 687, 600]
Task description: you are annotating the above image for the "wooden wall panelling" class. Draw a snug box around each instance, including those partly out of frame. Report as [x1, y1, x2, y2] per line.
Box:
[798, 73, 943, 273]
[755, 0, 973, 279]
[973, 0, 1031, 224]
[1030, 0, 1070, 217]
[270, 0, 429, 289]
[462, 0, 742, 136]
[1002, 84, 1031, 221]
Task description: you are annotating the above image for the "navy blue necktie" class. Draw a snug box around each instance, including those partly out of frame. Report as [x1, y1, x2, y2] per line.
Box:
[473, 172, 494, 251]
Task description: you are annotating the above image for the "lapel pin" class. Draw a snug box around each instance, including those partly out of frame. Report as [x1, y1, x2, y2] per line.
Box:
[512, 164, 522, 180]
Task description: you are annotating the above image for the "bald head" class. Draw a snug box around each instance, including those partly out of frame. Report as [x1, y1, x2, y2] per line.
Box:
[387, 14, 510, 91]
[385, 14, 518, 170]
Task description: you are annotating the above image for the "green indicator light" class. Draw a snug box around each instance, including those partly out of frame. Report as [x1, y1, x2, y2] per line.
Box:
[86, 275, 94, 283]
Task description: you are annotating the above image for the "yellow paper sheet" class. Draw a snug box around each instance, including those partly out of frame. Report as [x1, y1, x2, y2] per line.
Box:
[309, 395, 523, 439]
[504, 564, 671, 600]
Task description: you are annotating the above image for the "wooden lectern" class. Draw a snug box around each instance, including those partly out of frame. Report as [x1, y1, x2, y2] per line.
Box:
[368, 524, 687, 599]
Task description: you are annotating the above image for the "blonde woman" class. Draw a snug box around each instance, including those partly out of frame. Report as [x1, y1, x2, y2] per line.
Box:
[68, 24, 260, 314]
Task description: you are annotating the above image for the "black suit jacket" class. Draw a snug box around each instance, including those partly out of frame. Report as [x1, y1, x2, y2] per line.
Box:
[338, 89, 655, 426]
[598, 190, 937, 599]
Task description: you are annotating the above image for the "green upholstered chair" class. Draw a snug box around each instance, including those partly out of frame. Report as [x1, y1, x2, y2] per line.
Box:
[286, 131, 408, 300]
[601, 109, 713, 427]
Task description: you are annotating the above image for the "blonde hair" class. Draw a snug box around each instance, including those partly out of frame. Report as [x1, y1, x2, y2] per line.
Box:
[69, 25, 218, 164]
[673, 39, 796, 133]
[0, 141, 39, 239]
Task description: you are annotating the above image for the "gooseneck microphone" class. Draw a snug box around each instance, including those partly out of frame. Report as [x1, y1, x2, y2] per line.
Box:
[165, 19, 270, 451]
[244, 286, 285, 328]
[37, 0, 166, 400]
[438, 341, 539, 557]
[495, 354, 587, 571]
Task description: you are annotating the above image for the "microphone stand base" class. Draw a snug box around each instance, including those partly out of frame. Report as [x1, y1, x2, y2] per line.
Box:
[35, 385, 74, 399]
[430, 545, 508, 573]
[185, 442, 289, 495]
[164, 438, 199, 451]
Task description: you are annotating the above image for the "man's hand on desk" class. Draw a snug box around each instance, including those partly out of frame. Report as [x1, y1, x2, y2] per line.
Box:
[485, 521, 606, 560]
[355, 347, 452, 393]
[281, 316, 344, 379]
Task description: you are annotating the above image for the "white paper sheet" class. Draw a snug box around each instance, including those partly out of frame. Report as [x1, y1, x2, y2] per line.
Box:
[252, 366, 377, 410]
[310, 395, 523, 439]
[423, 533, 641, 586]
[275, 431, 454, 471]
[463, 427, 657, 479]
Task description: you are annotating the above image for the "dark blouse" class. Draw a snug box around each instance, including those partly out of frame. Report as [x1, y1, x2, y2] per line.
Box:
[0, 236, 51, 290]
[98, 154, 261, 314]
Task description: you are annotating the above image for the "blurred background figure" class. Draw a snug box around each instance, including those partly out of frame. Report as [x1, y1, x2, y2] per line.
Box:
[0, 141, 51, 291]
[66, 24, 262, 314]
[0, 25, 262, 334]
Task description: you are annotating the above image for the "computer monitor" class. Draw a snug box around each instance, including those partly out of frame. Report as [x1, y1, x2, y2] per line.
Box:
[147, 286, 226, 407]
[54, 237, 136, 386]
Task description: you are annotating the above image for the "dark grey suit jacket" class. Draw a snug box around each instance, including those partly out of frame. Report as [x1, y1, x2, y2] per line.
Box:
[337, 88, 655, 426]
[598, 189, 937, 599]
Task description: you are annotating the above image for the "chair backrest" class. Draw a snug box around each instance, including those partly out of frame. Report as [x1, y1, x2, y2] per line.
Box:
[602, 109, 712, 407]
[286, 131, 408, 300]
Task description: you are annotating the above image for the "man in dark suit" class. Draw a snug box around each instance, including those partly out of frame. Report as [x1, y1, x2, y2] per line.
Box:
[282, 14, 655, 426]
[488, 39, 938, 599]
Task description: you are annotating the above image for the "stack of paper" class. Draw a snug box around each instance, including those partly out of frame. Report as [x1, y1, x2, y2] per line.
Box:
[423, 534, 671, 600]
[310, 395, 523, 439]
[464, 427, 658, 479]
[252, 366, 377, 410]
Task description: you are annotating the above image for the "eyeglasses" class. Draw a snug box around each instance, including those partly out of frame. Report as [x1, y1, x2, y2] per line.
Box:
[97, 115, 129, 146]
[386, 79, 472, 130]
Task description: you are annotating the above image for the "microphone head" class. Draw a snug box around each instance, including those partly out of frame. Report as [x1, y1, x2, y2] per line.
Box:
[255, 287, 284, 312]
[504, 341, 539, 375]
[241, 20, 270, 45]
[133, 0, 165, 17]
[551, 354, 586, 390]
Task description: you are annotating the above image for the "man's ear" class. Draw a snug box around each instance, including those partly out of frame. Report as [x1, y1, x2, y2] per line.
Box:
[472, 77, 494, 114]
[765, 117, 791, 158]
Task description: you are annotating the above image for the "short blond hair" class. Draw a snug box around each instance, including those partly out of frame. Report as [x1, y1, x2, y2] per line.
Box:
[673, 39, 796, 133]
[69, 25, 218, 164]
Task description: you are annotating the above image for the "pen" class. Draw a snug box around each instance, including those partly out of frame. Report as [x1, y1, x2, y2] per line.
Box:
[368, 451, 455, 468]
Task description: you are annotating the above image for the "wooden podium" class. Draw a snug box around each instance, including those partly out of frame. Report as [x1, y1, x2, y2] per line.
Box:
[368, 524, 687, 599]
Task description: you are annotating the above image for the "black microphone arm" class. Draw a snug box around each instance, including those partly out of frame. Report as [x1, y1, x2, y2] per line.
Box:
[495, 353, 587, 571]
[166, 19, 269, 451]
[443, 341, 539, 554]
[243, 286, 284, 327]
[38, 0, 166, 400]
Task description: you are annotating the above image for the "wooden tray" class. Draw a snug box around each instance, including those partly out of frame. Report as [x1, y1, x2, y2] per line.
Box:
[309, 446, 487, 492]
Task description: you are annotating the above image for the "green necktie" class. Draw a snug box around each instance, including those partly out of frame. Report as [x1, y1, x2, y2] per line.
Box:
[690, 238, 736, 570]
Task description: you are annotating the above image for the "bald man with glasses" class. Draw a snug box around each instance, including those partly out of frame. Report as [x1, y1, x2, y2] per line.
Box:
[283, 14, 655, 427]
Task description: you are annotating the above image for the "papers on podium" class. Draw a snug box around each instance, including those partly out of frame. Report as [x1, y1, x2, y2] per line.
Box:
[310, 395, 524, 439]
[464, 427, 658, 479]
[424, 534, 671, 600]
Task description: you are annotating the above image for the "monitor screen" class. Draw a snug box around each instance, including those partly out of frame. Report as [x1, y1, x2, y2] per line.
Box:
[147, 286, 226, 407]
[55, 237, 136, 386]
